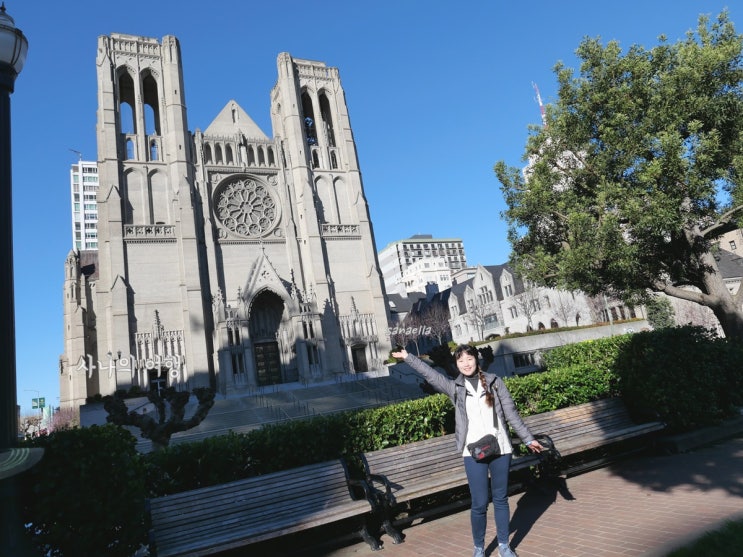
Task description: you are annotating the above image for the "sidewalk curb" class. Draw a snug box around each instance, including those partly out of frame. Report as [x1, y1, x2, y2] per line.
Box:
[657, 413, 743, 454]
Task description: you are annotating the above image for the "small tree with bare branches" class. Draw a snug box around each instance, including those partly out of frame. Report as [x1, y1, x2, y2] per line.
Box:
[421, 300, 452, 345]
[103, 386, 215, 451]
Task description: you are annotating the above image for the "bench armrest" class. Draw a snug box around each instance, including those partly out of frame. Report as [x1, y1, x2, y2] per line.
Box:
[366, 472, 397, 506]
[346, 477, 375, 502]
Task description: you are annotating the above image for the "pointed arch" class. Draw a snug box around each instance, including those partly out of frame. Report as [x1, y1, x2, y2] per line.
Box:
[122, 168, 144, 224]
[319, 91, 336, 147]
[334, 177, 355, 223]
[248, 290, 285, 386]
[149, 170, 169, 224]
[118, 70, 136, 135]
[149, 139, 159, 161]
[301, 91, 318, 146]
[315, 176, 334, 224]
[141, 71, 161, 135]
[125, 138, 135, 160]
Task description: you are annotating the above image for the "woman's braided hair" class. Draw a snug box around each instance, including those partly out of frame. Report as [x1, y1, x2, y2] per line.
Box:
[454, 344, 494, 407]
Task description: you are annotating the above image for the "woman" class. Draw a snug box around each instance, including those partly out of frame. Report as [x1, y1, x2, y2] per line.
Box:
[392, 345, 543, 557]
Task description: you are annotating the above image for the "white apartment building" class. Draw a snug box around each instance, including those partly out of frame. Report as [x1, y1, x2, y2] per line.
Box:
[401, 256, 453, 294]
[379, 234, 466, 296]
[70, 160, 99, 250]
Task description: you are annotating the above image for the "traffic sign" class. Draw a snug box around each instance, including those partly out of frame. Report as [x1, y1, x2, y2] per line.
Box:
[31, 397, 45, 409]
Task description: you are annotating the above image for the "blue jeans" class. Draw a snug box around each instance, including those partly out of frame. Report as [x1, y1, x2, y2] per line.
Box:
[463, 453, 512, 547]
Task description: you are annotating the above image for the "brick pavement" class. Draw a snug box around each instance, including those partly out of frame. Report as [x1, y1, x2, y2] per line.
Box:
[250, 434, 743, 557]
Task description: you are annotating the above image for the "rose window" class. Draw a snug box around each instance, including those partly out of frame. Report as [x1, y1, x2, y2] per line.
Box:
[215, 179, 278, 237]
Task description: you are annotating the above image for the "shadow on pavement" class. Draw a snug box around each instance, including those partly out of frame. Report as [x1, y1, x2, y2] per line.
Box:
[504, 476, 576, 553]
[607, 435, 743, 497]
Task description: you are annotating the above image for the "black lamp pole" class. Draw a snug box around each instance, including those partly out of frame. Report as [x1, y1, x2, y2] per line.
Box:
[0, 4, 39, 555]
[0, 0, 26, 453]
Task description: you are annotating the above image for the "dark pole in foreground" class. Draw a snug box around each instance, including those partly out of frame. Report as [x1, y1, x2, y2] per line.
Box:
[0, 4, 41, 555]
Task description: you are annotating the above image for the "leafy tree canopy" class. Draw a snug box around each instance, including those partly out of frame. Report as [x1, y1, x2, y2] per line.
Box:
[495, 11, 743, 340]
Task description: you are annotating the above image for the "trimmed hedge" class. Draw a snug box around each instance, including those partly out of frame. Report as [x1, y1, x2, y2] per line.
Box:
[616, 326, 743, 430]
[505, 362, 617, 416]
[20, 424, 147, 557]
[146, 393, 453, 495]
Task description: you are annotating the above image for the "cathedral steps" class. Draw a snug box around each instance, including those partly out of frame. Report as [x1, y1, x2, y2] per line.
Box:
[133, 375, 425, 453]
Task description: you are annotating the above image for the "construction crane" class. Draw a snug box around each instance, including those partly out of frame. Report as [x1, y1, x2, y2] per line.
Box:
[69, 148, 83, 161]
[532, 82, 547, 127]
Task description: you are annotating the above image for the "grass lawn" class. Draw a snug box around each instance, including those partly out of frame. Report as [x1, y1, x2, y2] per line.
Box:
[667, 518, 743, 556]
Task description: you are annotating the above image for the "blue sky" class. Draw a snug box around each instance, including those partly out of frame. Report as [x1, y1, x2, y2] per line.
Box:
[7, 1, 739, 415]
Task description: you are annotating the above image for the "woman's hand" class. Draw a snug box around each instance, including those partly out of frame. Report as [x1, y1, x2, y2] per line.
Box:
[391, 349, 408, 360]
[527, 440, 545, 453]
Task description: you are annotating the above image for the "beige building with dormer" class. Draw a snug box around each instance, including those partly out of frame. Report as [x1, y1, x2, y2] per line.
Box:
[60, 33, 390, 409]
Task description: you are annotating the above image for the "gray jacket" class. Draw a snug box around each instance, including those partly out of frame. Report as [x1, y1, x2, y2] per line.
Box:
[404, 354, 536, 452]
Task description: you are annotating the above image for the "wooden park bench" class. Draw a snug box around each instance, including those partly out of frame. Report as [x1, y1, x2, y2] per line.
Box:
[357, 396, 665, 542]
[352, 432, 547, 544]
[147, 459, 385, 556]
[521, 397, 666, 474]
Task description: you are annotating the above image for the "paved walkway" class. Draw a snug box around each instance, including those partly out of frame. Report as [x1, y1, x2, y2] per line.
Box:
[247, 433, 743, 557]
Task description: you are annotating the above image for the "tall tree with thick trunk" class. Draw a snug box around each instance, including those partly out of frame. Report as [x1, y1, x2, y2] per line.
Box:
[495, 12, 743, 341]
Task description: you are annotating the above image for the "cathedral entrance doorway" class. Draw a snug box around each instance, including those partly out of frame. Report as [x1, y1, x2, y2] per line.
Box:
[249, 290, 285, 386]
[254, 341, 282, 386]
[351, 344, 368, 373]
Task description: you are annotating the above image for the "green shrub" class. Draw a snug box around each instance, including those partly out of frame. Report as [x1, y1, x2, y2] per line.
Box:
[616, 326, 741, 431]
[145, 430, 254, 495]
[644, 295, 675, 329]
[345, 393, 453, 452]
[21, 425, 147, 557]
[505, 362, 617, 416]
[542, 334, 631, 375]
[243, 413, 356, 474]
[144, 393, 454, 495]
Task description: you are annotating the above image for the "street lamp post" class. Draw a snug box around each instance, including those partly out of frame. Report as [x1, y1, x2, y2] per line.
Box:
[0, 0, 27, 451]
[0, 4, 40, 555]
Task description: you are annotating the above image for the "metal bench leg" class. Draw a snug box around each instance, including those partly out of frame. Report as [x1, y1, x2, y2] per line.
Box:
[375, 490, 404, 544]
[358, 514, 383, 551]
[382, 517, 405, 544]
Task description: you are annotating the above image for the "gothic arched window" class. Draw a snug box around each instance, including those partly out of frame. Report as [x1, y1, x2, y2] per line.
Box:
[319, 92, 336, 147]
[302, 92, 317, 146]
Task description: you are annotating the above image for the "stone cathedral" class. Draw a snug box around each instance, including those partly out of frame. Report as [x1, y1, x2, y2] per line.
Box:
[60, 33, 391, 408]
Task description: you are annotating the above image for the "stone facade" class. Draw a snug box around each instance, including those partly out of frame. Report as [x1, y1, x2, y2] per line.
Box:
[60, 34, 390, 408]
[446, 264, 637, 345]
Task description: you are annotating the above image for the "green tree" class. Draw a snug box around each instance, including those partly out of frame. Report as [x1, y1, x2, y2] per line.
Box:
[645, 295, 676, 329]
[495, 12, 743, 341]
